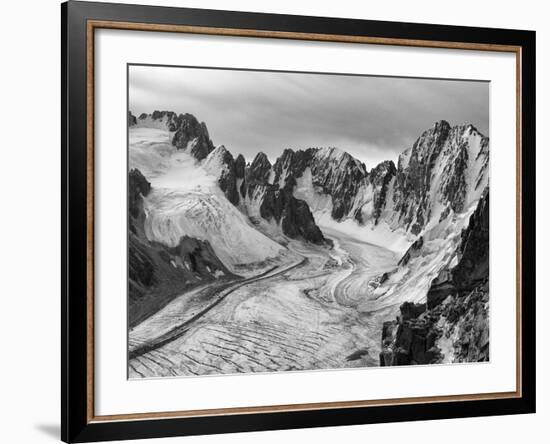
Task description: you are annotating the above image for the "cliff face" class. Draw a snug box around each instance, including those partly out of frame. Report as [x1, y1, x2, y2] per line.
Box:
[128, 111, 137, 127]
[172, 115, 215, 160]
[244, 152, 328, 245]
[380, 189, 489, 366]
[367, 160, 397, 224]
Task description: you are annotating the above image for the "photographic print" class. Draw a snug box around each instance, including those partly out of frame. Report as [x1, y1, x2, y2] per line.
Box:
[127, 65, 490, 379]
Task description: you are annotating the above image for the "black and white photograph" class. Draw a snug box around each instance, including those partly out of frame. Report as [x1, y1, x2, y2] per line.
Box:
[127, 65, 490, 378]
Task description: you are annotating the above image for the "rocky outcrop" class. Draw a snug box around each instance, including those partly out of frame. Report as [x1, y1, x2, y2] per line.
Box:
[240, 152, 327, 245]
[172, 114, 215, 160]
[137, 110, 181, 130]
[235, 154, 246, 179]
[397, 236, 424, 267]
[452, 188, 489, 289]
[392, 120, 450, 234]
[380, 189, 490, 365]
[259, 147, 369, 221]
[136, 110, 216, 160]
[129, 168, 151, 222]
[426, 188, 489, 307]
[380, 302, 440, 366]
[128, 111, 137, 127]
[272, 148, 314, 187]
[310, 148, 368, 221]
[204, 146, 240, 205]
[368, 160, 397, 224]
[246, 152, 272, 186]
[128, 167, 236, 327]
[379, 282, 489, 366]
[260, 187, 326, 244]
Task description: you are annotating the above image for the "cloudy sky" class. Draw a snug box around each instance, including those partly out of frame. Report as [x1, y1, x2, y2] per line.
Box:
[129, 65, 489, 167]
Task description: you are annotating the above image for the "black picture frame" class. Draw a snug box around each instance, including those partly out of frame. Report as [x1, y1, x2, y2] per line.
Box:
[61, 1, 536, 442]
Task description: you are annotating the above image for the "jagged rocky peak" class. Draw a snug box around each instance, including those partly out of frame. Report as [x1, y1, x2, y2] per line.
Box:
[205, 144, 234, 168]
[369, 160, 396, 182]
[392, 120, 489, 235]
[128, 168, 151, 220]
[393, 120, 452, 233]
[128, 111, 137, 127]
[310, 147, 368, 220]
[136, 110, 181, 131]
[135, 110, 216, 160]
[397, 236, 424, 267]
[260, 186, 326, 245]
[246, 152, 272, 185]
[272, 148, 315, 189]
[366, 160, 397, 224]
[172, 113, 215, 160]
[204, 146, 240, 206]
[234, 154, 246, 179]
[232, 149, 326, 245]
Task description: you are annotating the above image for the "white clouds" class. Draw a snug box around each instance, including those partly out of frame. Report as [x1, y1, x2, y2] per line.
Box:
[129, 65, 489, 168]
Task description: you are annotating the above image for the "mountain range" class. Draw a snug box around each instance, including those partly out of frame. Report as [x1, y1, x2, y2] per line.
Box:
[127, 109, 490, 365]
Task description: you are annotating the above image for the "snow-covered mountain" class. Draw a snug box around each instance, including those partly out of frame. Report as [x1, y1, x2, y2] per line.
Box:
[130, 110, 488, 251]
[129, 110, 490, 365]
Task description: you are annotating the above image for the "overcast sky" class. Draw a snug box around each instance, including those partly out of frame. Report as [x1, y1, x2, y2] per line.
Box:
[129, 65, 489, 168]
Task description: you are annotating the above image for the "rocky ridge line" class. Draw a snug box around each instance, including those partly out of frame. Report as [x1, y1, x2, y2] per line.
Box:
[379, 189, 489, 366]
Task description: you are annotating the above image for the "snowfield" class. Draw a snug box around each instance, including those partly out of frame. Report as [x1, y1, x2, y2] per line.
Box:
[130, 127, 286, 276]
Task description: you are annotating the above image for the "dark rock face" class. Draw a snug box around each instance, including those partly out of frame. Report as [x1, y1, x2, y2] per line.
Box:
[138, 110, 181, 130]
[128, 111, 137, 127]
[381, 189, 490, 365]
[391, 121, 489, 235]
[397, 236, 424, 267]
[235, 151, 326, 245]
[246, 152, 272, 187]
[310, 148, 368, 221]
[209, 146, 240, 206]
[426, 188, 489, 307]
[127, 168, 236, 327]
[128, 168, 151, 222]
[172, 114, 215, 160]
[165, 236, 229, 278]
[234, 154, 246, 179]
[426, 268, 455, 309]
[380, 284, 489, 366]
[269, 147, 369, 221]
[259, 187, 326, 244]
[393, 120, 451, 234]
[475, 137, 490, 190]
[440, 142, 469, 213]
[368, 160, 397, 224]
[136, 110, 215, 161]
[380, 302, 440, 366]
[452, 188, 489, 289]
[272, 148, 314, 188]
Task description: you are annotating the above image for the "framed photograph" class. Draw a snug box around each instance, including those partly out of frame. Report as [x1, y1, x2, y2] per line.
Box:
[61, 1, 536, 442]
